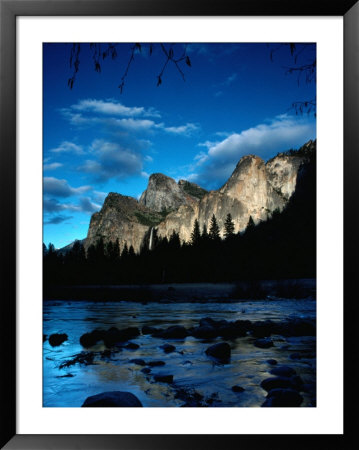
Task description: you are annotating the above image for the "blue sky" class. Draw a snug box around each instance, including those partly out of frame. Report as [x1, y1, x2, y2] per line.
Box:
[43, 43, 316, 249]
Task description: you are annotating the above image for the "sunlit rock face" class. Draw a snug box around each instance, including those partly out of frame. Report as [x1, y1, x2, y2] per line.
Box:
[266, 140, 315, 200]
[85, 141, 315, 251]
[85, 193, 159, 254]
[156, 155, 284, 241]
[139, 173, 199, 212]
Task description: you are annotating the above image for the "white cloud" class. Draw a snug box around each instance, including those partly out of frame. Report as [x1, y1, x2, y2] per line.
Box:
[190, 115, 316, 189]
[223, 73, 237, 86]
[43, 177, 92, 197]
[163, 123, 199, 136]
[113, 117, 158, 132]
[50, 141, 84, 155]
[71, 99, 161, 118]
[43, 162, 63, 171]
[79, 139, 144, 182]
[93, 191, 107, 203]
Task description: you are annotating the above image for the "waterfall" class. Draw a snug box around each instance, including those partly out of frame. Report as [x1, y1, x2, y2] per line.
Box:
[149, 227, 154, 251]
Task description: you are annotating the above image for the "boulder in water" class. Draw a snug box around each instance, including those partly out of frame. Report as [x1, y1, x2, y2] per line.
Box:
[154, 374, 173, 383]
[270, 366, 296, 377]
[159, 325, 188, 339]
[82, 391, 142, 407]
[262, 388, 303, 407]
[254, 338, 273, 349]
[260, 377, 294, 392]
[205, 342, 231, 363]
[49, 333, 68, 347]
[160, 343, 176, 353]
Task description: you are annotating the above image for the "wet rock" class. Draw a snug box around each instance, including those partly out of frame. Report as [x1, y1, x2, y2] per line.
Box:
[199, 317, 228, 329]
[159, 325, 188, 339]
[270, 366, 296, 377]
[254, 338, 273, 349]
[233, 319, 252, 333]
[218, 324, 246, 339]
[129, 358, 146, 366]
[82, 391, 143, 407]
[100, 349, 114, 359]
[59, 351, 95, 368]
[175, 388, 204, 407]
[160, 344, 176, 353]
[262, 388, 303, 407]
[205, 342, 231, 363]
[43, 334, 47, 342]
[290, 375, 304, 391]
[57, 373, 74, 378]
[154, 374, 173, 383]
[104, 327, 140, 347]
[267, 359, 278, 366]
[260, 376, 294, 392]
[142, 325, 158, 335]
[125, 342, 140, 350]
[191, 325, 218, 339]
[183, 360, 193, 366]
[302, 382, 316, 394]
[280, 319, 316, 337]
[49, 333, 68, 347]
[80, 329, 105, 348]
[148, 360, 165, 367]
[290, 353, 302, 360]
[231, 385, 245, 393]
[252, 320, 274, 338]
[141, 367, 151, 374]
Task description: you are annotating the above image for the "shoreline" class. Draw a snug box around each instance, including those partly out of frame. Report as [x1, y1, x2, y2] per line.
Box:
[44, 278, 316, 302]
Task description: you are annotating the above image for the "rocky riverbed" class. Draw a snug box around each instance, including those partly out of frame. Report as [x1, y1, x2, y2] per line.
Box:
[43, 298, 316, 407]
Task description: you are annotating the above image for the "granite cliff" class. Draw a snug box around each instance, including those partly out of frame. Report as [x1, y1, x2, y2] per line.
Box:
[85, 140, 315, 253]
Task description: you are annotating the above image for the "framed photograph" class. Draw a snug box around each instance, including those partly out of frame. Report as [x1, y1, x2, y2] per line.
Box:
[1, 0, 357, 448]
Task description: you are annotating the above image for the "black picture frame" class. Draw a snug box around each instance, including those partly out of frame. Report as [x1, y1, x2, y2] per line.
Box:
[1, 0, 357, 448]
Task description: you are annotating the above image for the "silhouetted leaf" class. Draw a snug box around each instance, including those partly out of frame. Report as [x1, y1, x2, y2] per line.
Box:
[186, 56, 191, 67]
[157, 76, 162, 87]
[95, 62, 101, 73]
[135, 43, 142, 52]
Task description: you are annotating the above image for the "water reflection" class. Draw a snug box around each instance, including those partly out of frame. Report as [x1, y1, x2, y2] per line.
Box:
[43, 299, 316, 407]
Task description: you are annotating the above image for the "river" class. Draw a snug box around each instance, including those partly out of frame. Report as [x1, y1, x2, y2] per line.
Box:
[43, 298, 316, 407]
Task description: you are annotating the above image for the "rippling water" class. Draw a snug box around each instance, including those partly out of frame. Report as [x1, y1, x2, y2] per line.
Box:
[43, 298, 316, 407]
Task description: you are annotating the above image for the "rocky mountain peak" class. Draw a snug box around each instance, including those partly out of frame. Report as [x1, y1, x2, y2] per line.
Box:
[139, 173, 199, 212]
[265, 140, 315, 200]
[85, 140, 315, 255]
[219, 154, 266, 200]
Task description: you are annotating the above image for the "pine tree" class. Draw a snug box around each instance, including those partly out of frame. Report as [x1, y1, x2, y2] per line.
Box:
[95, 237, 105, 261]
[246, 216, 255, 232]
[224, 213, 235, 239]
[209, 214, 220, 240]
[105, 241, 114, 260]
[86, 244, 96, 262]
[121, 243, 129, 259]
[191, 219, 201, 246]
[70, 240, 86, 263]
[169, 230, 181, 249]
[202, 224, 208, 240]
[113, 238, 120, 259]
